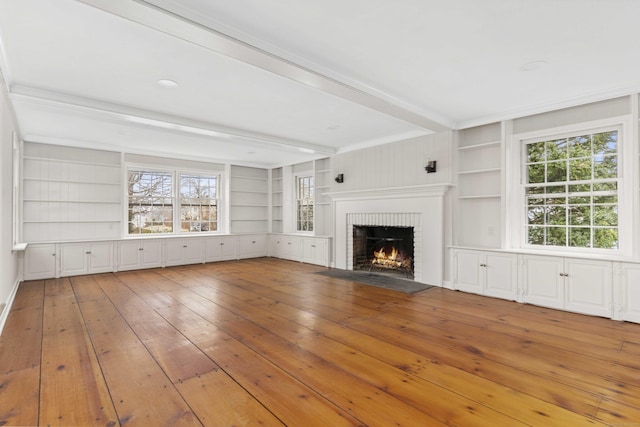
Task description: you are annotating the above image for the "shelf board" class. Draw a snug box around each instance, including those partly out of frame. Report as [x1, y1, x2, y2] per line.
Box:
[315, 169, 331, 173]
[23, 199, 120, 204]
[458, 195, 501, 200]
[23, 177, 121, 185]
[24, 220, 121, 224]
[457, 141, 501, 152]
[24, 155, 120, 168]
[230, 175, 268, 181]
[230, 204, 269, 207]
[316, 202, 331, 206]
[458, 168, 501, 175]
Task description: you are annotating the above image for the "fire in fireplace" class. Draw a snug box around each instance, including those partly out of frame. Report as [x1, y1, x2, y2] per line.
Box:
[352, 225, 414, 279]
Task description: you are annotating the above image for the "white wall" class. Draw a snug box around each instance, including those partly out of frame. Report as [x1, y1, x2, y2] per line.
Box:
[0, 69, 21, 333]
[331, 132, 453, 191]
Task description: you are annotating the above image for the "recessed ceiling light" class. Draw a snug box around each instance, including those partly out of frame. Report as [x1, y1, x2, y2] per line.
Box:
[520, 61, 547, 72]
[157, 79, 178, 87]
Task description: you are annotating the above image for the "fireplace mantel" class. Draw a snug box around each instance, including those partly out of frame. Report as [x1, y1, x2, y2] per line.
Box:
[329, 184, 450, 286]
[325, 184, 450, 202]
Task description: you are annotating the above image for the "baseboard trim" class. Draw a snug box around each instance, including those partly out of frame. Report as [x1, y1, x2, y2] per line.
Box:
[442, 280, 454, 290]
[0, 277, 21, 336]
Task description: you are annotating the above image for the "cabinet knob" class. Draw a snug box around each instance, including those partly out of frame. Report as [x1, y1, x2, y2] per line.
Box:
[85, 251, 92, 255]
[183, 245, 188, 248]
[252, 241, 256, 244]
[559, 272, 568, 277]
[288, 242, 292, 245]
[480, 263, 487, 267]
[220, 242, 224, 246]
[52, 253, 56, 256]
[139, 247, 144, 251]
[311, 245, 316, 248]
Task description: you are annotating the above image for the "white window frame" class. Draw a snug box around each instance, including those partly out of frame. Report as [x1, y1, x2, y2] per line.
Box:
[506, 116, 635, 258]
[177, 171, 221, 234]
[125, 165, 223, 236]
[294, 172, 314, 234]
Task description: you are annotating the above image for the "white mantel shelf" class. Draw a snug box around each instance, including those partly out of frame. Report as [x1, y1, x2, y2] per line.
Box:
[325, 184, 452, 201]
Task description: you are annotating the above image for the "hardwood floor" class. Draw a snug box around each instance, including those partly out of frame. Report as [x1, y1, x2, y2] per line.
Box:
[2, 258, 640, 426]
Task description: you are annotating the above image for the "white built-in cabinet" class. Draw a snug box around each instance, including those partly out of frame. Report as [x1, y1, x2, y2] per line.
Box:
[238, 234, 268, 259]
[117, 239, 163, 271]
[452, 248, 615, 320]
[165, 238, 206, 267]
[205, 235, 238, 262]
[269, 234, 330, 266]
[522, 255, 612, 317]
[24, 243, 57, 280]
[615, 263, 640, 323]
[23, 234, 282, 280]
[453, 249, 517, 300]
[59, 241, 115, 277]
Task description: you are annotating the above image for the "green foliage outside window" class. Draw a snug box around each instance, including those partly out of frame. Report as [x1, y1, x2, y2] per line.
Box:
[525, 130, 618, 249]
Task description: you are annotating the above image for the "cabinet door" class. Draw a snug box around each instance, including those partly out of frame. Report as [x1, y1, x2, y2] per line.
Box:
[59, 243, 88, 277]
[269, 235, 283, 258]
[454, 250, 483, 295]
[564, 258, 611, 317]
[239, 235, 267, 259]
[182, 239, 204, 265]
[523, 255, 564, 309]
[140, 240, 163, 268]
[484, 253, 517, 300]
[281, 236, 303, 261]
[205, 237, 223, 262]
[219, 236, 238, 261]
[303, 238, 328, 266]
[620, 265, 640, 323]
[118, 240, 142, 271]
[88, 242, 114, 273]
[165, 239, 185, 266]
[24, 244, 58, 280]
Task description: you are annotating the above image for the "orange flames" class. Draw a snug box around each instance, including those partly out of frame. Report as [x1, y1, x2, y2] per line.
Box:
[372, 246, 404, 269]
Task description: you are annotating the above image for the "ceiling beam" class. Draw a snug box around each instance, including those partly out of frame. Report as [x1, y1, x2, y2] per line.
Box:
[75, 0, 452, 133]
[11, 84, 336, 155]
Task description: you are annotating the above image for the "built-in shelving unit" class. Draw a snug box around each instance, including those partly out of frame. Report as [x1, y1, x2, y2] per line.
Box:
[314, 157, 332, 236]
[229, 165, 269, 233]
[455, 123, 503, 248]
[22, 143, 122, 242]
[270, 167, 283, 233]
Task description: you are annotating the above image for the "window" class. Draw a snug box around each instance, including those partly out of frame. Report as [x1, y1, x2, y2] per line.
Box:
[524, 129, 618, 249]
[128, 170, 174, 234]
[179, 174, 218, 232]
[296, 175, 314, 232]
[128, 169, 221, 235]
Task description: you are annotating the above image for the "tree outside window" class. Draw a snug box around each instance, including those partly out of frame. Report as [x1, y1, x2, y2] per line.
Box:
[296, 175, 314, 232]
[128, 170, 173, 234]
[180, 174, 218, 232]
[525, 130, 618, 249]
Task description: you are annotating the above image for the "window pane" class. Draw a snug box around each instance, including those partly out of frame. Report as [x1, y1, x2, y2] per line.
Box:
[527, 141, 546, 163]
[296, 175, 314, 232]
[593, 156, 617, 179]
[569, 206, 590, 226]
[523, 129, 618, 251]
[180, 174, 218, 233]
[128, 170, 173, 234]
[569, 228, 591, 248]
[594, 228, 618, 249]
[527, 226, 544, 245]
[546, 139, 567, 160]
[527, 164, 545, 183]
[568, 158, 592, 181]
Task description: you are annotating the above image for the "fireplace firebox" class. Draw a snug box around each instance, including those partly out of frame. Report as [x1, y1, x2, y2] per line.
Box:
[352, 225, 414, 279]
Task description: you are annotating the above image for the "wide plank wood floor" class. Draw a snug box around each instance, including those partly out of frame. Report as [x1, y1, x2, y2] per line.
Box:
[2, 258, 640, 426]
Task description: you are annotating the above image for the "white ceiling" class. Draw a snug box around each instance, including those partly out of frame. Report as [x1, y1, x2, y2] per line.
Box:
[1, 0, 639, 167]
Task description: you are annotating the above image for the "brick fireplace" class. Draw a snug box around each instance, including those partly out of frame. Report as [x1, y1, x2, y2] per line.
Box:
[327, 184, 449, 286]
